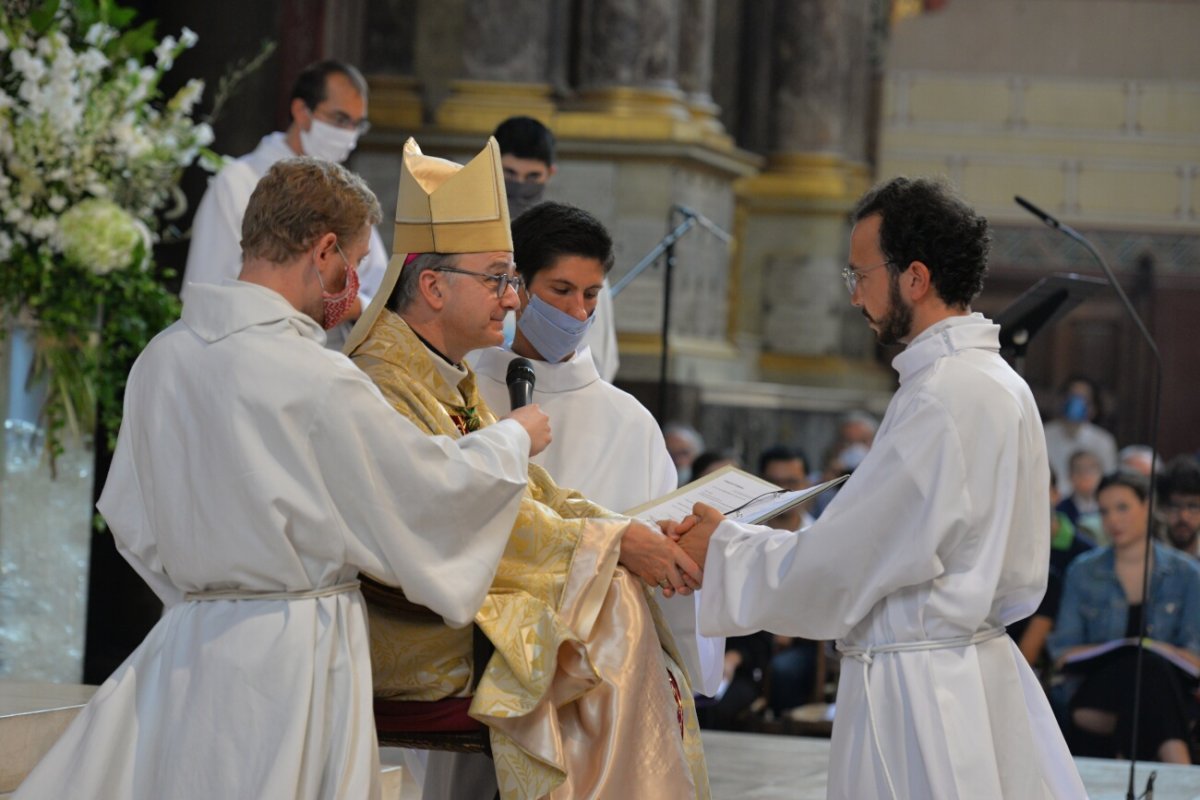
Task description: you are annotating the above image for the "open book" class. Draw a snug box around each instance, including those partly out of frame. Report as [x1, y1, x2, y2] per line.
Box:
[625, 465, 850, 527]
[1060, 638, 1200, 680]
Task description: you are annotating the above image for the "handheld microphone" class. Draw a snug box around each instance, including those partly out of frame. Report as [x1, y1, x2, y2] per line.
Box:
[506, 357, 536, 410]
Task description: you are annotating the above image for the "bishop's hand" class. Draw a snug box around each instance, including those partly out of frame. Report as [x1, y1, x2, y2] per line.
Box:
[677, 502, 725, 568]
[504, 404, 552, 456]
[619, 521, 703, 597]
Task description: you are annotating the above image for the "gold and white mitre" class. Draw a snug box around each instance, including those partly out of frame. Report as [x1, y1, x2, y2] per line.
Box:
[345, 136, 512, 353]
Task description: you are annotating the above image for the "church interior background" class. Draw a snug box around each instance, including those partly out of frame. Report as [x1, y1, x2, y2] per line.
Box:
[1, 1, 1198, 791]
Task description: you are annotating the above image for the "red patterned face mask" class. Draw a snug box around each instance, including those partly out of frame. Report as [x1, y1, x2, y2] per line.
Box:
[316, 243, 360, 330]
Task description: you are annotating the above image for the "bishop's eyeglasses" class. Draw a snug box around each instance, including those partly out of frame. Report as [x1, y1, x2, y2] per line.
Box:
[433, 266, 524, 299]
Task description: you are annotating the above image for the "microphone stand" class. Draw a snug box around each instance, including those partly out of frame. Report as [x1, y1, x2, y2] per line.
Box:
[1015, 196, 1163, 800]
[610, 205, 731, 421]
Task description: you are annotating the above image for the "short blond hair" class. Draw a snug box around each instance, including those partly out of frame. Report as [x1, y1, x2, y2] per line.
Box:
[241, 157, 382, 263]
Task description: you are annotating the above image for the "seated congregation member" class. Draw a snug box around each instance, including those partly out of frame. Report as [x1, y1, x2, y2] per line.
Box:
[473, 201, 724, 697]
[1161, 455, 1200, 558]
[1057, 449, 1104, 541]
[663, 421, 705, 485]
[756, 444, 821, 716]
[1049, 470, 1200, 763]
[342, 139, 709, 800]
[695, 632, 774, 731]
[16, 158, 543, 800]
[1008, 468, 1094, 669]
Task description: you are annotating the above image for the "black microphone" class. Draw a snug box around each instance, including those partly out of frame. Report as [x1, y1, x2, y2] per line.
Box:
[506, 357, 536, 410]
[1014, 195, 1163, 800]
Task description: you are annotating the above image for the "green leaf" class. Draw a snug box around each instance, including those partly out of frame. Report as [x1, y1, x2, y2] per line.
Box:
[109, 18, 157, 60]
[28, 0, 61, 35]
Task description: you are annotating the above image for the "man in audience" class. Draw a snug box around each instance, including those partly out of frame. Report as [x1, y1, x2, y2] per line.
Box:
[343, 138, 709, 799]
[756, 444, 822, 716]
[664, 421, 706, 485]
[1119, 444, 1158, 477]
[1162, 455, 1200, 558]
[183, 60, 387, 348]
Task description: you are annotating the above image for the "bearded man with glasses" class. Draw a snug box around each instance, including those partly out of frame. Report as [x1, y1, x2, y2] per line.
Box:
[673, 177, 1088, 799]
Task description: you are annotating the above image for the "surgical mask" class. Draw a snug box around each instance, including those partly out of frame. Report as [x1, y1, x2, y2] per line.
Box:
[299, 117, 359, 164]
[314, 245, 360, 330]
[505, 178, 546, 219]
[516, 293, 594, 364]
[1063, 394, 1089, 423]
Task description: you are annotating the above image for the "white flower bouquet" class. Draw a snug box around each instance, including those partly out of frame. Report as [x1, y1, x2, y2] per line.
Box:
[0, 0, 215, 464]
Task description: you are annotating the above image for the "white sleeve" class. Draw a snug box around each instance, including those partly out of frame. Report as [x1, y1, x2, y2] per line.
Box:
[698, 393, 964, 640]
[313, 366, 531, 628]
[181, 163, 258, 301]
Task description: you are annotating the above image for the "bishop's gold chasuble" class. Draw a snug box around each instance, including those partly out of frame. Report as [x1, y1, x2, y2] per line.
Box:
[349, 312, 709, 799]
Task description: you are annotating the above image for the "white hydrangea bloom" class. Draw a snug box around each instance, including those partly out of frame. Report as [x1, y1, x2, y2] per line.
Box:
[56, 198, 143, 274]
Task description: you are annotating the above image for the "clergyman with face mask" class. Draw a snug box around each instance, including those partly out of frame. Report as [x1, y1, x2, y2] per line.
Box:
[492, 115, 622, 382]
[182, 60, 388, 348]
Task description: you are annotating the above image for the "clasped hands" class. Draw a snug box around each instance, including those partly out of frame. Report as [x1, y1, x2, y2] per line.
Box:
[619, 503, 727, 598]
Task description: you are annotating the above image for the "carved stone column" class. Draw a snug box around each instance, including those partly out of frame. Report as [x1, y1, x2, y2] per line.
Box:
[557, 0, 694, 140]
[677, 0, 731, 148]
[730, 0, 887, 389]
[434, 0, 556, 132]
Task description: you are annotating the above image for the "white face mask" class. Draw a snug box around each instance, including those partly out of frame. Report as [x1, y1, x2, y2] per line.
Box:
[299, 117, 359, 163]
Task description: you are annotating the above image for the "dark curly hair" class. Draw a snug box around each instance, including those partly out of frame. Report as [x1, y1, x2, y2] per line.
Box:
[852, 177, 990, 309]
[511, 202, 614, 284]
[1161, 456, 1200, 500]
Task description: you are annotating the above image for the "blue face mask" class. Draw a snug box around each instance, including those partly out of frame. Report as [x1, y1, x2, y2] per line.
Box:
[1063, 394, 1089, 423]
[516, 293, 595, 363]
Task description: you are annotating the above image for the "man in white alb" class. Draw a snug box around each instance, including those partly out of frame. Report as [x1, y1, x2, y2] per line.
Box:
[182, 59, 387, 347]
[675, 177, 1088, 799]
[473, 200, 724, 696]
[15, 158, 550, 800]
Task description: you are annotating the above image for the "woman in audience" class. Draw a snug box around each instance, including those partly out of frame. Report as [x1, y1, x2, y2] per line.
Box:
[1049, 471, 1200, 763]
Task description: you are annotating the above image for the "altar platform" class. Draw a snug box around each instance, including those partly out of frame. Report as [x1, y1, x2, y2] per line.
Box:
[6, 682, 1200, 799]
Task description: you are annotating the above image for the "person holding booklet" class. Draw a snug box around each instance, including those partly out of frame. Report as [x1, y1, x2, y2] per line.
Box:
[1048, 470, 1200, 763]
[670, 177, 1088, 799]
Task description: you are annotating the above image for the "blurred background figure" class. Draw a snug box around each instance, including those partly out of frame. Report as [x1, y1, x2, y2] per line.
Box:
[1049, 471, 1200, 764]
[1008, 467, 1094, 673]
[1057, 449, 1105, 543]
[1119, 444, 1159, 478]
[1160, 456, 1200, 559]
[1044, 377, 1119, 494]
[691, 450, 740, 480]
[664, 421, 706, 485]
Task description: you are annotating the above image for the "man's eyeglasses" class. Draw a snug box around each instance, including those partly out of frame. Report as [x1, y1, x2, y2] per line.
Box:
[434, 266, 524, 299]
[313, 107, 371, 136]
[1164, 501, 1200, 515]
[841, 262, 890, 295]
